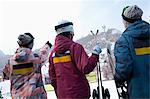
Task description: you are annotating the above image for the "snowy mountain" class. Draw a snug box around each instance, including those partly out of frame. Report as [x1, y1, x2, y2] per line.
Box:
[0, 50, 5, 57]
[76, 28, 121, 53]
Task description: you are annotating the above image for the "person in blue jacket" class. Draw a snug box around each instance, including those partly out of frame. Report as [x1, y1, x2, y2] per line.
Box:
[114, 5, 150, 99]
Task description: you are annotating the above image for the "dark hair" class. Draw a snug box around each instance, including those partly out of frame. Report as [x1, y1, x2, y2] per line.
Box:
[58, 32, 73, 38]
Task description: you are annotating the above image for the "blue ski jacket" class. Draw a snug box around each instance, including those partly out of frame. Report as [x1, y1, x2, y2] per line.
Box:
[114, 20, 150, 99]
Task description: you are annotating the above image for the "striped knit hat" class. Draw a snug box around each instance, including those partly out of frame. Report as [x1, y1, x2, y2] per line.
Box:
[122, 5, 143, 23]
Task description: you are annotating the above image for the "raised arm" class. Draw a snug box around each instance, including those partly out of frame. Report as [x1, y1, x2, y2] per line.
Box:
[71, 43, 100, 74]
[33, 41, 52, 64]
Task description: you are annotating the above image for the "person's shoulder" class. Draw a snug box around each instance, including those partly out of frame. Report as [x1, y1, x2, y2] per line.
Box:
[122, 28, 131, 36]
[116, 32, 129, 45]
[72, 42, 83, 49]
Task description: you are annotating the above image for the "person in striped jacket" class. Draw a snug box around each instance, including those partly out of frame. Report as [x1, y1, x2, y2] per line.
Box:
[4, 33, 52, 99]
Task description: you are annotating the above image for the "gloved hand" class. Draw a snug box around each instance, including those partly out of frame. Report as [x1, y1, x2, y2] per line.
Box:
[92, 44, 102, 55]
[46, 41, 52, 48]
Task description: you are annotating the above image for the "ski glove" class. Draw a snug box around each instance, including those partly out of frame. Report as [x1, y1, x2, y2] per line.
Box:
[46, 41, 52, 48]
[92, 44, 102, 55]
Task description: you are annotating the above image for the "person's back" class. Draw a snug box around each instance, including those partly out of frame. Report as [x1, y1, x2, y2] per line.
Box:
[7, 33, 52, 98]
[49, 20, 102, 99]
[114, 5, 150, 99]
[123, 20, 149, 98]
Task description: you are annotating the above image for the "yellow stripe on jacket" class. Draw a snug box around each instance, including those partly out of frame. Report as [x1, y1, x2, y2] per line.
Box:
[53, 55, 71, 64]
[13, 68, 33, 75]
[135, 47, 150, 55]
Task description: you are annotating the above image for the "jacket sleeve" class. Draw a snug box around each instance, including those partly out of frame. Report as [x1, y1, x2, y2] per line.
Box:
[33, 44, 51, 64]
[72, 43, 99, 74]
[3, 64, 11, 80]
[114, 35, 133, 82]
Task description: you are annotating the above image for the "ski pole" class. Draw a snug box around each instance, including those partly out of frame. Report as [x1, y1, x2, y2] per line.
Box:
[97, 61, 103, 99]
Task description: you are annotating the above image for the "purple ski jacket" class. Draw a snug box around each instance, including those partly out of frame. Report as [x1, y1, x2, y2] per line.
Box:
[49, 35, 99, 99]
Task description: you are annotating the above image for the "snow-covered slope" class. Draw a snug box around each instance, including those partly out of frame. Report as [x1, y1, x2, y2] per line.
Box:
[0, 50, 5, 57]
[0, 80, 119, 99]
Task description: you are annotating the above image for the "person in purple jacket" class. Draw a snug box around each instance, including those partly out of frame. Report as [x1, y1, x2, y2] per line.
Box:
[49, 20, 102, 99]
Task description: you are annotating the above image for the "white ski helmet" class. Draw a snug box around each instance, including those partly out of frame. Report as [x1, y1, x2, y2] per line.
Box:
[55, 20, 74, 35]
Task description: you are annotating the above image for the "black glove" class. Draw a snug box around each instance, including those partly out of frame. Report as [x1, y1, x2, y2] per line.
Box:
[46, 41, 52, 48]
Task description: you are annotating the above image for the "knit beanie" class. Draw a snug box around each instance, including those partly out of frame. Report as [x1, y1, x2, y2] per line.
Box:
[55, 20, 74, 35]
[122, 5, 143, 23]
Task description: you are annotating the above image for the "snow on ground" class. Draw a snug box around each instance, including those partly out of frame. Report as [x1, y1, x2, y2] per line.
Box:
[0, 80, 11, 99]
[47, 80, 119, 99]
[0, 80, 119, 99]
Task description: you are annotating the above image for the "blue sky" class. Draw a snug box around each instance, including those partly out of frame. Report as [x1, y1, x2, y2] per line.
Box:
[0, 0, 149, 54]
[79, 0, 149, 34]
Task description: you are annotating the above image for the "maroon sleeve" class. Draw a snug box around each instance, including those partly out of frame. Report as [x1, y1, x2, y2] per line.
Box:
[84, 54, 99, 74]
[71, 43, 99, 74]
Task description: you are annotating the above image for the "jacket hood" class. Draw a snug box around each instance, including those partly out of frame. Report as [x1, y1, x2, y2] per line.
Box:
[54, 35, 74, 53]
[126, 20, 150, 39]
